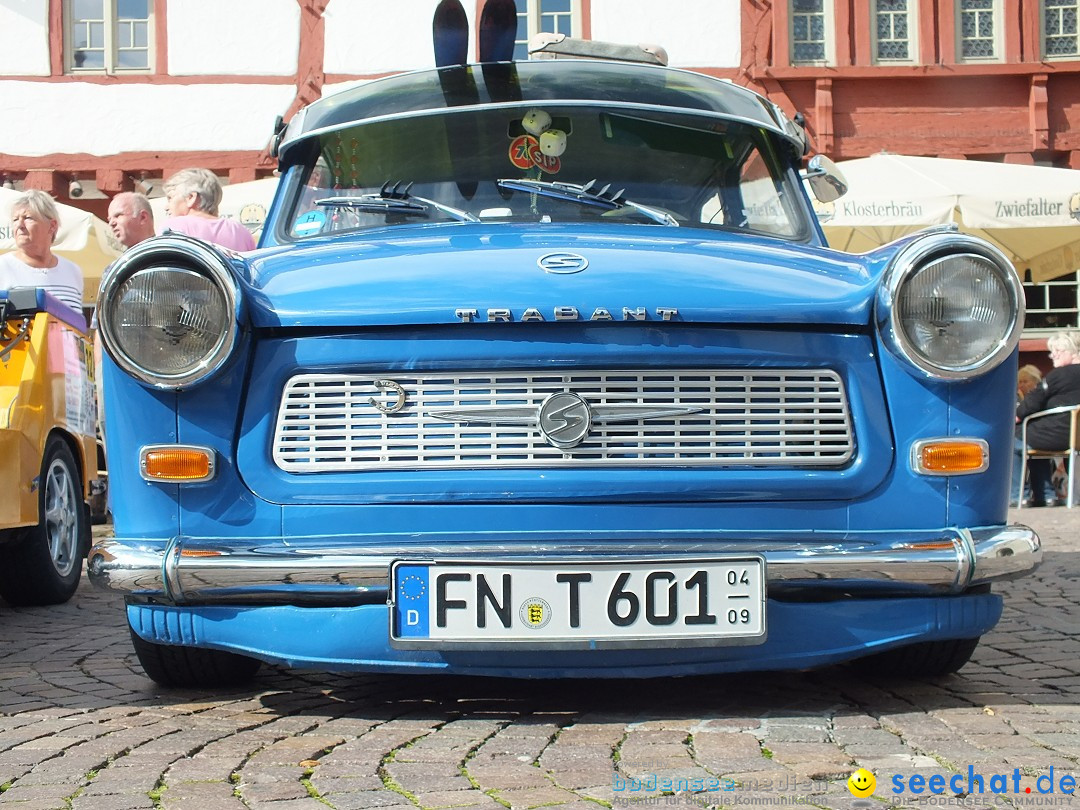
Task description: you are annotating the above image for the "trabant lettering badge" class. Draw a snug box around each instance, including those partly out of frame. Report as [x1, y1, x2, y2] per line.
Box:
[454, 307, 679, 322]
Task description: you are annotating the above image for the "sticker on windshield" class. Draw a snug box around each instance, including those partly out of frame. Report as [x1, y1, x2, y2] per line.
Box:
[508, 135, 561, 175]
[293, 210, 327, 235]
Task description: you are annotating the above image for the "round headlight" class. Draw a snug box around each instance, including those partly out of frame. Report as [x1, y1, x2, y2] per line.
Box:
[98, 235, 240, 389]
[877, 233, 1023, 379]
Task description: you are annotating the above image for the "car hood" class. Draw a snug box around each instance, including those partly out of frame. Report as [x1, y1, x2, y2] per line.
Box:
[241, 226, 882, 329]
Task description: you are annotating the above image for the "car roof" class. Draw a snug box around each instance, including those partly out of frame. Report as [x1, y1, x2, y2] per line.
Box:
[277, 60, 807, 163]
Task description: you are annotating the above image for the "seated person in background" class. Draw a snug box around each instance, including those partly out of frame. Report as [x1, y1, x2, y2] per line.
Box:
[159, 168, 256, 252]
[1014, 364, 1045, 504]
[1014, 331, 1080, 506]
[0, 190, 84, 316]
[1017, 364, 1042, 402]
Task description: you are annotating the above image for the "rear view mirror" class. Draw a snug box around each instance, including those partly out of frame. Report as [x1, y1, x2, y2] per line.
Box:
[804, 155, 848, 203]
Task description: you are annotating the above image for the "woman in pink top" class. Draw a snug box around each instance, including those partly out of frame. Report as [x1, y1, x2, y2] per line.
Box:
[159, 168, 257, 252]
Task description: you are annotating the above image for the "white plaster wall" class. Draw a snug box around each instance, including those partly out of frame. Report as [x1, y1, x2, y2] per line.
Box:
[0, 82, 297, 155]
[324, 0, 472, 75]
[0, 0, 50, 76]
[321, 78, 373, 98]
[591, 0, 740, 68]
[168, 0, 299, 75]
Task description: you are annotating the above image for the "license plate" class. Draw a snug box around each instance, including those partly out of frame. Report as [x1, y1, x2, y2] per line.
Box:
[389, 559, 765, 648]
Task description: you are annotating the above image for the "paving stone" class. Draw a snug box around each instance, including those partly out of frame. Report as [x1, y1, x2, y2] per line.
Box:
[0, 515, 1077, 810]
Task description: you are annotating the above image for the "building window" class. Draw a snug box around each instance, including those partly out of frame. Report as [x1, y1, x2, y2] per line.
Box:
[1023, 274, 1079, 332]
[1043, 0, 1080, 58]
[66, 0, 152, 73]
[873, 0, 916, 62]
[957, 0, 1000, 61]
[513, 0, 580, 61]
[791, 0, 831, 64]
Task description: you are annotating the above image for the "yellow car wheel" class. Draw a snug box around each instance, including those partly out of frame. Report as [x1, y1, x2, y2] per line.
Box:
[0, 437, 88, 606]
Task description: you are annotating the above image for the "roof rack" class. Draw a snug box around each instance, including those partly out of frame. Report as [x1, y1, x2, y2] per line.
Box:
[527, 33, 668, 66]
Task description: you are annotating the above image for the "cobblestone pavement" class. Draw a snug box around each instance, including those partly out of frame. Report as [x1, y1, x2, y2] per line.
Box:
[0, 510, 1077, 810]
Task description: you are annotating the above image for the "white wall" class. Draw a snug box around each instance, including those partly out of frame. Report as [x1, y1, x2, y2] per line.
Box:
[168, 0, 300, 75]
[0, 0, 50, 76]
[0, 82, 297, 155]
[591, 0, 740, 67]
[324, 0, 468, 75]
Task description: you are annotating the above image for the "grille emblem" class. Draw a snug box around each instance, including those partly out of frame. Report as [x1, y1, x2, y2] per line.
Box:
[429, 397, 703, 450]
[538, 392, 593, 449]
[538, 252, 588, 274]
[368, 379, 407, 414]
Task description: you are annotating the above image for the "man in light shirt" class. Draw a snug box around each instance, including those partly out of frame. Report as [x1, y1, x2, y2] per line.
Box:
[107, 191, 155, 249]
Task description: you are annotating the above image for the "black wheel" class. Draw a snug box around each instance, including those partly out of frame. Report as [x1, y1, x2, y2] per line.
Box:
[853, 637, 980, 678]
[129, 629, 261, 688]
[0, 437, 89, 606]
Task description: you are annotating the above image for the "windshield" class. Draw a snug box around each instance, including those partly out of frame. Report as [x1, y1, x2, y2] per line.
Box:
[281, 105, 810, 240]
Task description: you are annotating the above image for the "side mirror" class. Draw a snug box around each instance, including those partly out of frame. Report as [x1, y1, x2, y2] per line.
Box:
[804, 155, 848, 203]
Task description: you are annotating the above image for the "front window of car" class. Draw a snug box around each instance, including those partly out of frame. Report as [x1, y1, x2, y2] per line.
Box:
[282, 106, 809, 241]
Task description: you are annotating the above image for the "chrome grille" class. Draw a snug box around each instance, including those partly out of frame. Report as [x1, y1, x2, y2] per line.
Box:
[273, 370, 854, 472]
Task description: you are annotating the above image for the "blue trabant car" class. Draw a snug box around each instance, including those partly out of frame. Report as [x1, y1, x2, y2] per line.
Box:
[89, 47, 1039, 687]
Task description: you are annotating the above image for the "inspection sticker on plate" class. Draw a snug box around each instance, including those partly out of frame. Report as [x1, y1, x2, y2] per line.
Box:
[390, 559, 765, 648]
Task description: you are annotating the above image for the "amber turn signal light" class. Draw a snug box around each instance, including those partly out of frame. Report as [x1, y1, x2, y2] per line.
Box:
[140, 445, 216, 482]
[911, 439, 988, 475]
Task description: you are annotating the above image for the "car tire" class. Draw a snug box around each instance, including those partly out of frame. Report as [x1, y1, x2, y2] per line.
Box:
[129, 629, 262, 688]
[0, 437, 88, 606]
[853, 637, 981, 678]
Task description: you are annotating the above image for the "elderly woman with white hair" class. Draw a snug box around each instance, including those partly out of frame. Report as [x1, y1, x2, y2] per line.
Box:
[159, 167, 255, 252]
[1013, 329, 1080, 506]
[0, 189, 84, 314]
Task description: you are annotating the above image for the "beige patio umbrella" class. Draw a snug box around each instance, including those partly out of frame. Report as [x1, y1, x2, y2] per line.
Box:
[0, 187, 123, 305]
[151, 176, 280, 243]
[815, 154, 1080, 283]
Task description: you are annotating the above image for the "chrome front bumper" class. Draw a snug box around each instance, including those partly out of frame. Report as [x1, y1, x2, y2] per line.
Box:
[87, 525, 1041, 606]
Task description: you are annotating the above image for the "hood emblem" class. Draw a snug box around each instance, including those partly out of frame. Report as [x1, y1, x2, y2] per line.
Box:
[538, 252, 588, 274]
[430, 393, 702, 450]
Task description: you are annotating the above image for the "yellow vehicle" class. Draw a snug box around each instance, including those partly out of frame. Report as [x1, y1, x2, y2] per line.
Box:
[0, 288, 98, 605]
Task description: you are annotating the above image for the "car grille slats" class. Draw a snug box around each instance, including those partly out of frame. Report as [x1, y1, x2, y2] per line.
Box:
[272, 370, 854, 471]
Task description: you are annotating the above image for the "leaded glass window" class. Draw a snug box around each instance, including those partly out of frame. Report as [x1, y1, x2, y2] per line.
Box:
[1044, 0, 1080, 58]
[875, 0, 912, 61]
[792, 0, 828, 63]
[958, 0, 998, 60]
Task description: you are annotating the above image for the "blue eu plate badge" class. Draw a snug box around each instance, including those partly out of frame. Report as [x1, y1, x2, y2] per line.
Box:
[394, 564, 430, 638]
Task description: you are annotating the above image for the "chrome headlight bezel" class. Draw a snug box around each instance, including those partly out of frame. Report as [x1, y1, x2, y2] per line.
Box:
[97, 234, 242, 390]
[875, 233, 1024, 380]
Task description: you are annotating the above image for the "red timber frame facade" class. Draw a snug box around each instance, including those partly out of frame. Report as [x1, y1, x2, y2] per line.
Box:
[1, 0, 592, 220]
[2, 0, 1077, 219]
[735, 0, 1080, 169]
[1, 0, 335, 219]
[730, 0, 1080, 363]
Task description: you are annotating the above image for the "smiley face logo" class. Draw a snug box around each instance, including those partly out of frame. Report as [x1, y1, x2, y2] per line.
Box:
[847, 768, 876, 797]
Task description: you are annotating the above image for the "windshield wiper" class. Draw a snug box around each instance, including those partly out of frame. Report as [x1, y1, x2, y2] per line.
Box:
[495, 178, 679, 227]
[316, 181, 479, 223]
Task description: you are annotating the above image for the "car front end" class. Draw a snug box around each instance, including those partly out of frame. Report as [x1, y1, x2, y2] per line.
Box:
[88, 59, 1039, 685]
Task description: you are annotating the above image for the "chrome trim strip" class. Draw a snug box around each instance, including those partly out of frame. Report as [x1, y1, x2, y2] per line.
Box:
[278, 97, 804, 164]
[87, 525, 1040, 606]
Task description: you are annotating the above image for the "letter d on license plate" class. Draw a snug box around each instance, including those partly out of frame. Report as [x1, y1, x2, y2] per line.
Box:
[390, 559, 765, 649]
